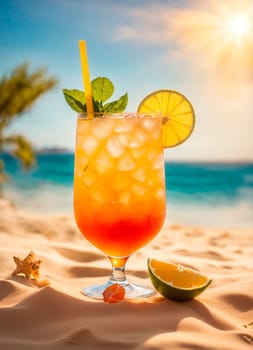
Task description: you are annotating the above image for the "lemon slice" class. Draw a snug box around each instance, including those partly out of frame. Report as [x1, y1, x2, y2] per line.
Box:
[137, 90, 195, 148]
[148, 258, 212, 301]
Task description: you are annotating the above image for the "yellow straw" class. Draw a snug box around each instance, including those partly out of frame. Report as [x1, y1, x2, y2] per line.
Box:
[79, 40, 94, 117]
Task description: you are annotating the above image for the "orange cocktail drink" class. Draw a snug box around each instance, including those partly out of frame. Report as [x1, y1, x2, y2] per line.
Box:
[74, 113, 166, 258]
[65, 41, 194, 300]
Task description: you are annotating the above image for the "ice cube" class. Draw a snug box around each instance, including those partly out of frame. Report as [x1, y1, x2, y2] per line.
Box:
[141, 119, 162, 139]
[128, 138, 141, 148]
[91, 184, 114, 204]
[132, 183, 146, 197]
[74, 152, 89, 174]
[115, 119, 134, 133]
[155, 188, 165, 199]
[147, 149, 158, 162]
[142, 118, 158, 132]
[106, 135, 125, 158]
[82, 168, 97, 188]
[117, 153, 136, 171]
[77, 119, 91, 135]
[153, 154, 164, 169]
[91, 118, 115, 139]
[82, 135, 98, 155]
[129, 129, 148, 148]
[91, 190, 104, 204]
[132, 167, 146, 182]
[118, 133, 131, 147]
[131, 146, 146, 159]
[94, 150, 112, 174]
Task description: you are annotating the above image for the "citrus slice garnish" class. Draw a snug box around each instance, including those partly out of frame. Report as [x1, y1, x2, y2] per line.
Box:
[148, 258, 212, 301]
[103, 283, 125, 303]
[137, 90, 195, 148]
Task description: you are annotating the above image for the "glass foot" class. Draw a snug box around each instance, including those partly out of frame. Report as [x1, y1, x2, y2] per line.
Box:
[81, 281, 155, 300]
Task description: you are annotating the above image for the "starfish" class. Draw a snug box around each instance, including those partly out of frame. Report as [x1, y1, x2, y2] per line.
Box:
[12, 251, 41, 280]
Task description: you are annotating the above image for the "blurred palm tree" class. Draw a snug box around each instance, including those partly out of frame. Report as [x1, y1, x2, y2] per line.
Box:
[0, 63, 58, 184]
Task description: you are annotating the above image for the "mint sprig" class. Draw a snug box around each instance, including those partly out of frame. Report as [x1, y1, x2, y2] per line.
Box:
[62, 89, 86, 113]
[63, 77, 128, 115]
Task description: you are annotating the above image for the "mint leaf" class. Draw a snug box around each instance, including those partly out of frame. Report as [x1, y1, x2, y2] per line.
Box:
[92, 100, 102, 113]
[63, 89, 86, 112]
[63, 77, 128, 115]
[104, 93, 128, 113]
[92, 77, 114, 104]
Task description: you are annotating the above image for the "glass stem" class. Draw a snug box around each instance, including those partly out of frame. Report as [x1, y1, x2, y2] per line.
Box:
[108, 256, 129, 287]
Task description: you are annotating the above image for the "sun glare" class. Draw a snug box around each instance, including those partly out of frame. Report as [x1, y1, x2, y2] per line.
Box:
[227, 14, 249, 37]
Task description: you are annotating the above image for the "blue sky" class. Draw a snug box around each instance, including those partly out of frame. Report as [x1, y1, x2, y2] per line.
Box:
[1, 0, 253, 161]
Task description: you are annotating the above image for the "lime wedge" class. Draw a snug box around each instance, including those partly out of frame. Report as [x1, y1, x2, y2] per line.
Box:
[148, 258, 212, 301]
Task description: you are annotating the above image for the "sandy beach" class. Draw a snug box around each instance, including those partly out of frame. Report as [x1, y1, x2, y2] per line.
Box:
[0, 198, 252, 350]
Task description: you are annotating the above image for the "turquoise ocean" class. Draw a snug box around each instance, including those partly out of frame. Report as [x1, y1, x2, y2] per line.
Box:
[1, 153, 253, 229]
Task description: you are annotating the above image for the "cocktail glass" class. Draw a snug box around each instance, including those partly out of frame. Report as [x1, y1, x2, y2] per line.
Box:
[73, 113, 166, 299]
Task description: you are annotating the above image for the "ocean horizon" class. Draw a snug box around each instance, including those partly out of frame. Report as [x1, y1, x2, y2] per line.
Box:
[1, 153, 253, 230]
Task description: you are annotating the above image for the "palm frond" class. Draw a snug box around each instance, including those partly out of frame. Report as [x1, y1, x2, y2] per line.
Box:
[0, 62, 58, 183]
[0, 62, 58, 122]
[3, 134, 36, 169]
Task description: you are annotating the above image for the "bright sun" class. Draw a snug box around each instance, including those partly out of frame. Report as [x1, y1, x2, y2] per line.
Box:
[165, 0, 253, 79]
[227, 14, 249, 37]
